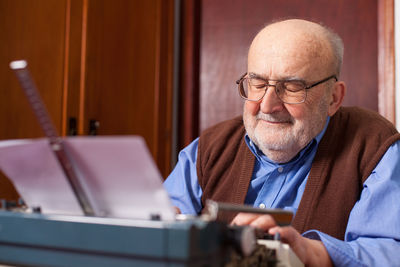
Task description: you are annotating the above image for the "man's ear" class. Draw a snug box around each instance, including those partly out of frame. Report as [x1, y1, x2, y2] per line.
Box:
[328, 81, 346, 116]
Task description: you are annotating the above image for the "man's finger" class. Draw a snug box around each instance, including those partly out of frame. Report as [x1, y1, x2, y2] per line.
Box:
[231, 213, 277, 231]
[173, 206, 181, 214]
[249, 215, 276, 231]
[230, 212, 260, 225]
[269, 226, 333, 267]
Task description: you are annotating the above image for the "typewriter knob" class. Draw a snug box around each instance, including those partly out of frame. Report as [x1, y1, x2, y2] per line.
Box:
[228, 226, 257, 257]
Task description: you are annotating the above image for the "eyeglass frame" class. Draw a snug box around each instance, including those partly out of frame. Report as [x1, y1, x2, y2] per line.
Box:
[236, 72, 338, 104]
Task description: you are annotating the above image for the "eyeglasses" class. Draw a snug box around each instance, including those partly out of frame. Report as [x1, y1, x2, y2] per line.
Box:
[236, 73, 337, 104]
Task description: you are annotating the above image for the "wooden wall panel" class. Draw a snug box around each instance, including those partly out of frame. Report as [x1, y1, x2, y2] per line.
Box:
[178, 0, 201, 149]
[198, 0, 380, 131]
[154, 0, 175, 176]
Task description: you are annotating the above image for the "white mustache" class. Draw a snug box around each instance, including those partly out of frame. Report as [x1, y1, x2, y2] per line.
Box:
[255, 112, 294, 124]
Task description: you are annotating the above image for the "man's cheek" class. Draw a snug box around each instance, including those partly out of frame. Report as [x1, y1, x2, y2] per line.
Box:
[285, 105, 306, 121]
[245, 102, 260, 115]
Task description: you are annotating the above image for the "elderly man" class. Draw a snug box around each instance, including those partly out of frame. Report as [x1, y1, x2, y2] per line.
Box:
[164, 19, 400, 266]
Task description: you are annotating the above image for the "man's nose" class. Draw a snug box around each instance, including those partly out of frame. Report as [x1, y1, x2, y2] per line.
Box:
[259, 85, 284, 113]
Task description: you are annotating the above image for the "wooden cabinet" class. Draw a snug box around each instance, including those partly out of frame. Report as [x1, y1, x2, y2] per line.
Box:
[0, 0, 175, 201]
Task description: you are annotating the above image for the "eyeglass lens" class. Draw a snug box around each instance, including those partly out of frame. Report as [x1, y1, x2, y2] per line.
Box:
[240, 78, 306, 104]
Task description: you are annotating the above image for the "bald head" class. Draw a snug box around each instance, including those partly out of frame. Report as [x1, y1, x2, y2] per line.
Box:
[243, 19, 346, 163]
[248, 19, 343, 78]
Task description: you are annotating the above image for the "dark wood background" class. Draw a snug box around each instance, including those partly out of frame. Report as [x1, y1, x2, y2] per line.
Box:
[179, 0, 395, 146]
[200, 0, 379, 131]
[0, 0, 394, 202]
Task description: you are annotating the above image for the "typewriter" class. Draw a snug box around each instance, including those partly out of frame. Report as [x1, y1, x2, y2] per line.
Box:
[0, 60, 303, 266]
[0, 200, 302, 267]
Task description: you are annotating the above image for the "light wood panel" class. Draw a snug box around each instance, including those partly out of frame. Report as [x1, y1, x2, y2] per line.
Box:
[378, 0, 395, 123]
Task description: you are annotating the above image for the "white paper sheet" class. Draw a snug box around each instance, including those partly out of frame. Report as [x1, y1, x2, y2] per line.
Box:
[0, 136, 175, 221]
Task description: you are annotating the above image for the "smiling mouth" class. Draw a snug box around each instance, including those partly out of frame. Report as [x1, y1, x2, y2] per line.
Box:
[258, 120, 292, 128]
[256, 117, 293, 125]
[263, 119, 289, 123]
[255, 112, 293, 125]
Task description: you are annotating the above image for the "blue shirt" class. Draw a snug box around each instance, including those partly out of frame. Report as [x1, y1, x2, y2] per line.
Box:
[164, 119, 400, 266]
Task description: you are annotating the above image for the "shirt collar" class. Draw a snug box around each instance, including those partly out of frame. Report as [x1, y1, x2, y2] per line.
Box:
[245, 116, 331, 166]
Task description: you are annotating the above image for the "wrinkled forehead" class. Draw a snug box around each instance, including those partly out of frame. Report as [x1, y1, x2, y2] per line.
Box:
[248, 22, 334, 79]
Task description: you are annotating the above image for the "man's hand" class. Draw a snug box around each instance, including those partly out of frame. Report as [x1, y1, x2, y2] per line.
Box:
[231, 213, 333, 267]
[173, 206, 181, 214]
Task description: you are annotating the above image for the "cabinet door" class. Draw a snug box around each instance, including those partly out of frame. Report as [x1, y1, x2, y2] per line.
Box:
[0, 0, 175, 202]
[0, 0, 69, 201]
[0, 0, 67, 139]
[80, 0, 174, 178]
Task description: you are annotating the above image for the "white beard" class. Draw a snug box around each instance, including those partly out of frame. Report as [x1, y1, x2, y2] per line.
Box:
[253, 112, 299, 151]
[243, 99, 329, 163]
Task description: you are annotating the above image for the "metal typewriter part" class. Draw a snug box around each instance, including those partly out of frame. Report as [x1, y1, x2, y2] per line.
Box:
[203, 200, 294, 226]
[203, 200, 304, 267]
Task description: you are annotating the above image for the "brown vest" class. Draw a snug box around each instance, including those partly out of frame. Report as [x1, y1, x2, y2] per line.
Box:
[197, 107, 400, 240]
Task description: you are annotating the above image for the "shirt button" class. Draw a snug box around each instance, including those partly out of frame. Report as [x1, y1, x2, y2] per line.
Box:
[259, 203, 266, 209]
[278, 167, 284, 173]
